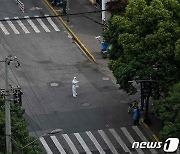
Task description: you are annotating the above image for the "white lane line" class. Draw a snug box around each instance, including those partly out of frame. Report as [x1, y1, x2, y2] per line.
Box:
[109, 128, 132, 154]
[86, 131, 106, 154]
[14, 17, 30, 34]
[45, 15, 60, 31]
[0, 21, 9, 35]
[50, 135, 67, 154]
[62, 134, 79, 154]
[121, 127, 144, 154]
[98, 130, 119, 154]
[132, 126, 158, 154]
[24, 16, 40, 33]
[74, 133, 92, 154]
[34, 15, 50, 32]
[5, 17, 19, 34]
[39, 137, 53, 154]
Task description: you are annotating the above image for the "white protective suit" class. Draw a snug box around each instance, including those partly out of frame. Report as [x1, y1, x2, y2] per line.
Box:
[72, 77, 79, 97]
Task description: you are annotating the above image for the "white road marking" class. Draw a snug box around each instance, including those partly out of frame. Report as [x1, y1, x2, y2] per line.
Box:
[86, 131, 106, 154]
[14, 17, 30, 34]
[39, 137, 53, 154]
[109, 128, 132, 154]
[45, 15, 60, 31]
[98, 130, 119, 154]
[62, 134, 79, 154]
[74, 133, 92, 154]
[121, 127, 144, 154]
[132, 126, 158, 154]
[50, 135, 67, 154]
[24, 16, 40, 33]
[34, 15, 50, 32]
[5, 17, 19, 34]
[0, 21, 9, 35]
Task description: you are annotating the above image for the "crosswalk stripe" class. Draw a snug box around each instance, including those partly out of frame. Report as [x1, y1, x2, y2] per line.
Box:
[5, 17, 19, 34]
[132, 126, 158, 154]
[45, 15, 60, 32]
[34, 15, 51, 32]
[74, 133, 92, 154]
[98, 130, 119, 154]
[40, 127, 159, 154]
[121, 127, 144, 154]
[109, 128, 132, 154]
[50, 136, 67, 154]
[62, 134, 79, 154]
[14, 17, 30, 34]
[39, 137, 53, 154]
[86, 131, 106, 154]
[24, 16, 40, 33]
[0, 21, 9, 35]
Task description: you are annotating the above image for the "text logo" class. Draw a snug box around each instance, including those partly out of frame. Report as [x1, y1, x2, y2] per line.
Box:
[132, 142, 162, 149]
[132, 138, 179, 152]
[163, 138, 179, 152]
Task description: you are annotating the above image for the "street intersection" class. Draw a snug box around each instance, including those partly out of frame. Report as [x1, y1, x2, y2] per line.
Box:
[0, 0, 163, 153]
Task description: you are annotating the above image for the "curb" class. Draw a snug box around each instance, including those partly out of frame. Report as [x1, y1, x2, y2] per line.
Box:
[141, 119, 160, 142]
[44, 0, 96, 63]
[152, 134, 160, 142]
[142, 121, 149, 129]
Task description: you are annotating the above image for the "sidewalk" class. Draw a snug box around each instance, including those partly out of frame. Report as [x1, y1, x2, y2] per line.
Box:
[46, 0, 163, 141]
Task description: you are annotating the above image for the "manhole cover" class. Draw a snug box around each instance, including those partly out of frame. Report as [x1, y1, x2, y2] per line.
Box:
[102, 77, 110, 81]
[50, 83, 59, 87]
[82, 103, 91, 106]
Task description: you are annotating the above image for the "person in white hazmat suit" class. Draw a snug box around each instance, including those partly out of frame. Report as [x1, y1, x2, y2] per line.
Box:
[72, 77, 79, 97]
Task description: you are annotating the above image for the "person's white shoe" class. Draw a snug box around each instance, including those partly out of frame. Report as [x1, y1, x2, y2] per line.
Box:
[73, 95, 76, 97]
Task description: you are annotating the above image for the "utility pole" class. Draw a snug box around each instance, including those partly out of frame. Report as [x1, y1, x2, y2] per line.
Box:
[4, 56, 12, 153]
[137, 80, 155, 124]
[129, 79, 155, 125]
[62, 0, 66, 14]
[102, 0, 106, 23]
[0, 55, 20, 153]
[66, 0, 70, 22]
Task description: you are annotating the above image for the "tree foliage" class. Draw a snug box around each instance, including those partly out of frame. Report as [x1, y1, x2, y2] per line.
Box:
[106, 0, 129, 13]
[103, 0, 180, 95]
[154, 82, 180, 141]
[0, 98, 42, 153]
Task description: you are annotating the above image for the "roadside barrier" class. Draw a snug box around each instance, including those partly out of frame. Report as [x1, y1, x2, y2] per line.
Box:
[15, 0, 25, 13]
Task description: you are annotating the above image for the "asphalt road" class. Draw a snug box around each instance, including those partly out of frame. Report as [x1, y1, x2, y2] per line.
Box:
[0, 0, 164, 153]
[0, 0, 131, 133]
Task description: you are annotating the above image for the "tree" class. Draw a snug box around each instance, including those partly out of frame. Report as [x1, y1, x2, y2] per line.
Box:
[103, 0, 180, 95]
[0, 98, 42, 153]
[106, 0, 128, 13]
[153, 82, 180, 141]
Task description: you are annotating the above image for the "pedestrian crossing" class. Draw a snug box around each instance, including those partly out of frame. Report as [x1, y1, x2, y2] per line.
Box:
[39, 126, 161, 154]
[0, 15, 60, 35]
